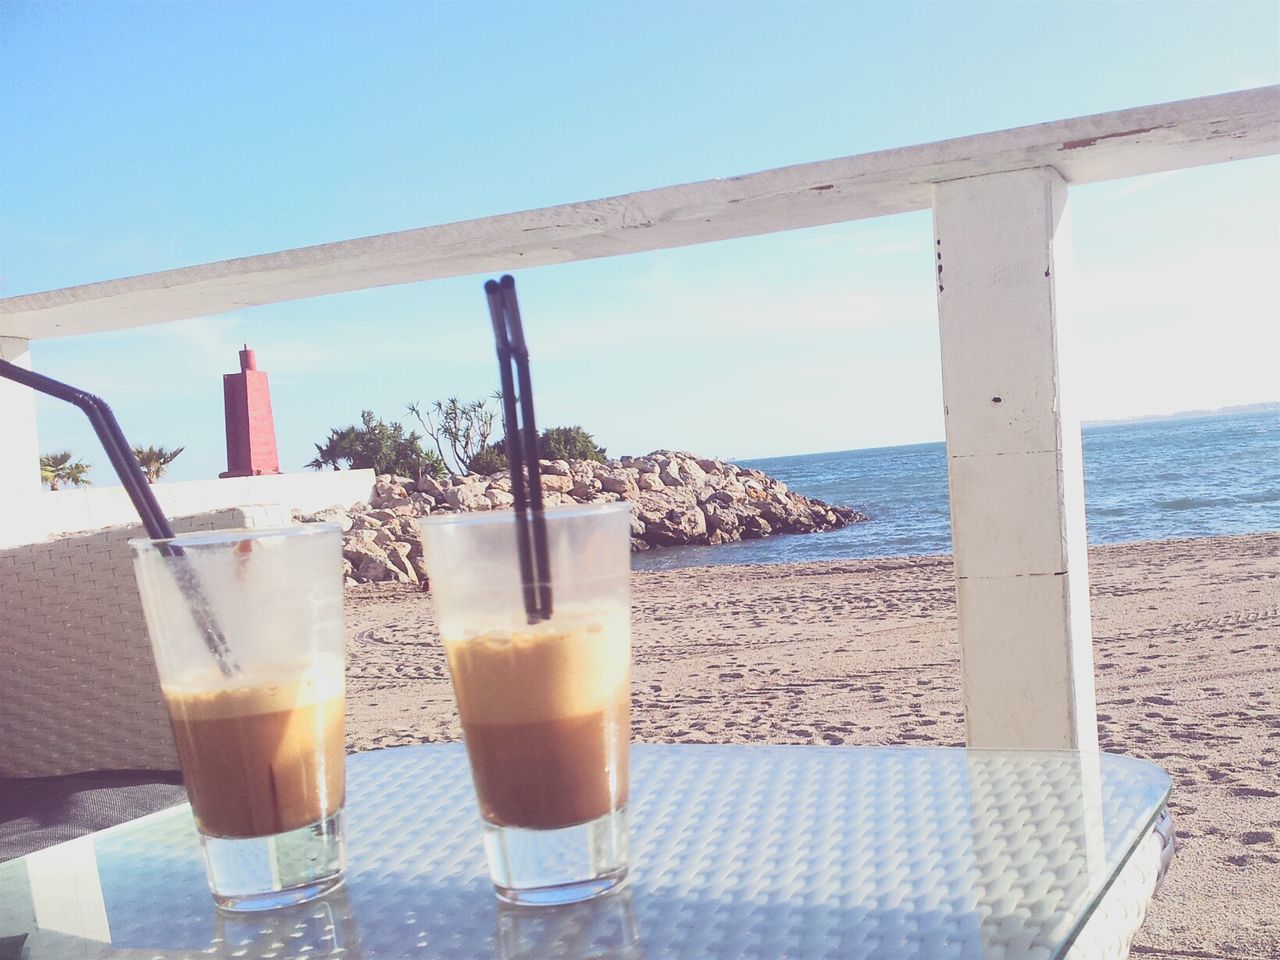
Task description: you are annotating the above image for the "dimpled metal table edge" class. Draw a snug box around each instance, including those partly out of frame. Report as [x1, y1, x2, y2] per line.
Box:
[0, 744, 1170, 959]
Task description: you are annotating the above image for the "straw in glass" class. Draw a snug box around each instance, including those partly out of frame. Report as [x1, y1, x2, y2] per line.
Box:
[484, 275, 552, 623]
[0, 359, 239, 675]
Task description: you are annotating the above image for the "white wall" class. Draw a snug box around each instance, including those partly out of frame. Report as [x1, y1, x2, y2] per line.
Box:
[0, 338, 44, 549]
[14, 469, 375, 545]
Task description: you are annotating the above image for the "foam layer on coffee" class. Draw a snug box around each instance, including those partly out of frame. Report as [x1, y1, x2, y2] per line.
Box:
[442, 606, 630, 726]
[162, 656, 345, 718]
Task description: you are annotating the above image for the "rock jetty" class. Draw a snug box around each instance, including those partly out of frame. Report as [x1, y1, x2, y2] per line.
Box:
[298, 451, 868, 587]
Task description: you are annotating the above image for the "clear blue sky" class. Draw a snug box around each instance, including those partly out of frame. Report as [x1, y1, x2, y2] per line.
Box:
[2, 1, 1277, 484]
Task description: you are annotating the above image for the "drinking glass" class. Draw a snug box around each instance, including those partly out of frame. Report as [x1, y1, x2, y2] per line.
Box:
[496, 888, 641, 959]
[421, 501, 632, 905]
[130, 524, 346, 911]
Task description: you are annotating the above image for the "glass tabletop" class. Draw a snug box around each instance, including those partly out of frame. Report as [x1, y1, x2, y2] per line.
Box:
[0, 744, 1170, 960]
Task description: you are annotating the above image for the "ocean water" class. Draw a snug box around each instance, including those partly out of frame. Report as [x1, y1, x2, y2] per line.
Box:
[631, 409, 1280, 571]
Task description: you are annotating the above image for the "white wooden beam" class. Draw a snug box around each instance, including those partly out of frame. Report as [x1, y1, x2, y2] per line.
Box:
[0, 337, 46, 548]
[1, 86, 1276, 339]
[932, 167, 1098, 751]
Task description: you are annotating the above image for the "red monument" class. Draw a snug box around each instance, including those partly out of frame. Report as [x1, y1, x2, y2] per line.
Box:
[220, 345, 281, 478]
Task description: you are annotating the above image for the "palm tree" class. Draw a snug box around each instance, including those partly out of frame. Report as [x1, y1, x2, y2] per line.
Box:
[132, 445, 185, 484]
[305, 414, 446, 480]
[305, 427, 358, 471]
[40, 451, 92, 491]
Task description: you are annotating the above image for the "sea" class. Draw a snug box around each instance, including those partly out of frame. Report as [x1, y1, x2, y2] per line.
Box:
[631, 408, 1280, 572]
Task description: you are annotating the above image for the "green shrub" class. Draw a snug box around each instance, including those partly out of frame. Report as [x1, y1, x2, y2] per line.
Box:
[465, 426, 607, 474]
[538, 426, 606, 463]
[307, 411, 446, 481]
[467, 443, 508, 476]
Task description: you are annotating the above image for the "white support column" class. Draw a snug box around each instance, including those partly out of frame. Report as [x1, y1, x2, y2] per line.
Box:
[23, 837, 110, 942]
[0, 337, 44, 548]
[932, 167, 1098, 752]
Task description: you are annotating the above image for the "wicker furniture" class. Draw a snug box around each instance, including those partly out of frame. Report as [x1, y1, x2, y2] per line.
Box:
[0, 744, 1174, 959]
[0, 506, 293, 778]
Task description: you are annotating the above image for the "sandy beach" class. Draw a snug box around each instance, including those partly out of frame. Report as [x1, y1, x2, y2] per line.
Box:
[344, 531, 1280, 959]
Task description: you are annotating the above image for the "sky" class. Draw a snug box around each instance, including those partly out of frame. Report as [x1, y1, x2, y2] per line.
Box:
[2, 1, 1277, 484]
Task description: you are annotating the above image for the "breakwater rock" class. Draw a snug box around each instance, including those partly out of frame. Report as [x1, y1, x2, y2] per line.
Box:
[299, 451, 868, 586]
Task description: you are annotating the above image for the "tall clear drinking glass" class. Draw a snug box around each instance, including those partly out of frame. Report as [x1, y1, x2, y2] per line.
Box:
[421, 502, 632, 905]
[130, 524, 347, 912]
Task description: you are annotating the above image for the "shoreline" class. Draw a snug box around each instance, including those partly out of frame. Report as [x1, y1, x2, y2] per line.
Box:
[630, 526, 1280, 572]
[624, 529, 1280, 568]
[344, 531, 1280, 957]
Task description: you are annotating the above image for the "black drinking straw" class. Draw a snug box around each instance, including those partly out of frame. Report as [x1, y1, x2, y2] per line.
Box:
[500, 276, 553, 620]
[484, 275, 552, 623]
[0, 359, 239, 675]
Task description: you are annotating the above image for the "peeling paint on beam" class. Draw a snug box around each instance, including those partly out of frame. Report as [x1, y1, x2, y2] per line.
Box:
[1059, 124, 1169, 151]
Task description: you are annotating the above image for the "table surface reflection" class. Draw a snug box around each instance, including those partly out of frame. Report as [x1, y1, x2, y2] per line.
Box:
[0, 744, 1169, 960]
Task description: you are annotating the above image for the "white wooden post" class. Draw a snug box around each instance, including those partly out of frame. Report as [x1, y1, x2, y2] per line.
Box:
[932, 167, 1098, 752]
[21, 838, 111, 942]
[0, 336, 45, 548]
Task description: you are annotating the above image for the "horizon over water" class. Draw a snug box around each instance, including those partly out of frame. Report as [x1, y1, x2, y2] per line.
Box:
[631, 408, 1280, 572]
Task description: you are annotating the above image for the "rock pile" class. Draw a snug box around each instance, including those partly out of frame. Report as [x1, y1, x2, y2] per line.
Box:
[298, 451, 867, 587]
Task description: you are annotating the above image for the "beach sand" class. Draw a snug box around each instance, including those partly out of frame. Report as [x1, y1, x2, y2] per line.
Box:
[344, 531, 1280, 959]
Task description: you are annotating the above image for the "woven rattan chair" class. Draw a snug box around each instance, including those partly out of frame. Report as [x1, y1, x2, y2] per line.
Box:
[0, 506, 294, 861]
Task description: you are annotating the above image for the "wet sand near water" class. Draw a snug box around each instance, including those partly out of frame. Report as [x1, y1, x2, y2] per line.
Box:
[344, 532, 1280, 959]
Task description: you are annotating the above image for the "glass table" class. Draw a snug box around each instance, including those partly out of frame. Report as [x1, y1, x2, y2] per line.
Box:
[0, 744, 1170, 959]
